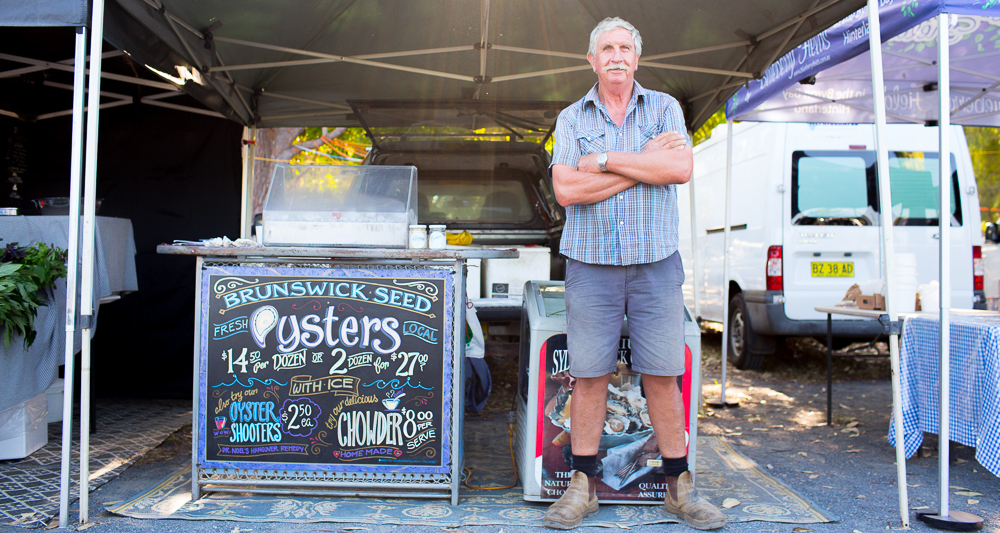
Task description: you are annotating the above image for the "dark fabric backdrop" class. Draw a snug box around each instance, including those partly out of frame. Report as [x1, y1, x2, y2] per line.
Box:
[1, 104, 242, 398]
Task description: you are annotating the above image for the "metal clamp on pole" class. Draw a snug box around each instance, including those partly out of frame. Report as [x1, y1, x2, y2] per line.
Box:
[878, 315, 902, 336]
[79, 314, 93, 329]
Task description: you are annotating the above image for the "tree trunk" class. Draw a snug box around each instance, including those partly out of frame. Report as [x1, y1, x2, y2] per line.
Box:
[252, 127, 303, 216]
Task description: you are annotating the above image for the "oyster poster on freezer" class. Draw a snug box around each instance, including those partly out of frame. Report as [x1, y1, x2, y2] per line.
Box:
[198, 266, 452, 472]
[539, 333, 692, 502]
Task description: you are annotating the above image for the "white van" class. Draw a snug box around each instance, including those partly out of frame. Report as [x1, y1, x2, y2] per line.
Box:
[678, 122, 985, 370]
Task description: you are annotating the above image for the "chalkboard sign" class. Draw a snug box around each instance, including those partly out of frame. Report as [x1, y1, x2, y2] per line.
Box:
[198, 265, 454, 473]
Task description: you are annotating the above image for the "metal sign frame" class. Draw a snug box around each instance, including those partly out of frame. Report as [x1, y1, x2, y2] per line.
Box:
[190, 256, 467, 504]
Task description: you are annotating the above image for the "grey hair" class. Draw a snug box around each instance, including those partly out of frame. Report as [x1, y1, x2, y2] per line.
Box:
[588, 17, 642, 57]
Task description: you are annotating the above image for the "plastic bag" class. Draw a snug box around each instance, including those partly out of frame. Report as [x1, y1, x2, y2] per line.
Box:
[464, 356, 492, 413]
[463, 300, 490, 413]
[465, 300, 485, 359]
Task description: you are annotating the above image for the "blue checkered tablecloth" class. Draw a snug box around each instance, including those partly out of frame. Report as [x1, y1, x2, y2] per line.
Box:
[888, 312, 1000, 476]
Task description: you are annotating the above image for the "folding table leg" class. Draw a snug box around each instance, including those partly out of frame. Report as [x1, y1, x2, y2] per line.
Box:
[827, 313, 833, 426]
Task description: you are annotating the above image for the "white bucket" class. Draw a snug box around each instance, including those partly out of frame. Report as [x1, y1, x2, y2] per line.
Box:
[894, 253, 918, 312]
[918, 281, 940, 311]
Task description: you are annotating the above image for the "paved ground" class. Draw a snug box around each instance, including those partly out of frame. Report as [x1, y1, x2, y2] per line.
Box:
[9, 332, 1000, 532]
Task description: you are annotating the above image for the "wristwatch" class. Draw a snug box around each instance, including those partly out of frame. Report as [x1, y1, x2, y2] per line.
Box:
[596, 151, 609, 173]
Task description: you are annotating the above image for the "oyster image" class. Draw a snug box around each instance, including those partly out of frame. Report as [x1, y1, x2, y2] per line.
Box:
[548, 389, 573, 431]
[546, 376, 655, 449]
[607, 399, 630, 417]
[604, 413, 631, 435]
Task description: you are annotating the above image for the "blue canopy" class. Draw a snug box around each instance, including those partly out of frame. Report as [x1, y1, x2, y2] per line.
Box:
[726, 0, 1000, 126]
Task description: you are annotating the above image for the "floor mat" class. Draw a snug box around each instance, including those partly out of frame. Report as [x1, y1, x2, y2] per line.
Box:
[0, 401, 190, 528]
[107, 433, 837, 527]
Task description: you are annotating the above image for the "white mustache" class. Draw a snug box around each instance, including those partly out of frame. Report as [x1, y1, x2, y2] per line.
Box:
[603, 62, 631, 73]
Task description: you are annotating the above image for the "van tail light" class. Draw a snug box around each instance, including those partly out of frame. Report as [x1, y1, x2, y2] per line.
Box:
[766, 245, 783, 291]
[973, 246, 984, 291]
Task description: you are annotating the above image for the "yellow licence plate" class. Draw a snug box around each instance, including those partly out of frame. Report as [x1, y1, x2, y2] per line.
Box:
[811, 262, 854, 277]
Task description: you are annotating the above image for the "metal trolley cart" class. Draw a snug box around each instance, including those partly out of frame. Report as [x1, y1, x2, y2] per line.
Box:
[514, 280, 702, 504]
[160, 163, 517, 504]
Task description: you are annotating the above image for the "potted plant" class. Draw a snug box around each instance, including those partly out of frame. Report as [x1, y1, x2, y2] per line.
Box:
[0, 240, 68, 349]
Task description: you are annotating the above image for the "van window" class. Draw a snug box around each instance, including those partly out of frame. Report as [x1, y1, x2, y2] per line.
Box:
[791, 151, 961, 227]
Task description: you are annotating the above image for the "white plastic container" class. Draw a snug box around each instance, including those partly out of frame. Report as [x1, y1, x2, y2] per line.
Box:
[482, 246, 550, 299]
[895, 253, 918, 313]
[0, 392, 48, 460]
[408, 224, 427, 249]
[46, 378, 63, 423]
[918, 280, 940, 312]
[428, 225, 447, 249]
[262, 164, 418, 248]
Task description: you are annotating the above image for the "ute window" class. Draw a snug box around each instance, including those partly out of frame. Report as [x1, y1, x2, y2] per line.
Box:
[418, 175, 534, 225]
[791, 150, 961, 226]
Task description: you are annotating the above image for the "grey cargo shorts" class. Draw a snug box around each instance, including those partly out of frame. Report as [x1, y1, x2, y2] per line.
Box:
[565, 251, 686, 378]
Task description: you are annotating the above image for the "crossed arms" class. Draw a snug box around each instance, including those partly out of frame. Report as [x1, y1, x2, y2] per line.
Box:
[552, 131, 692, 207]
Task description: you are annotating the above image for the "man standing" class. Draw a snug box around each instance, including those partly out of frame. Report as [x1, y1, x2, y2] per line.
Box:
[542, 17, 726, 531]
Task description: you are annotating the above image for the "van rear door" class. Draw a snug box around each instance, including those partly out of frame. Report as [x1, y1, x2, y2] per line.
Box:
[883, 151, 971, 308]
[783, 147, 970, 321]
[783, 149, 881, 320]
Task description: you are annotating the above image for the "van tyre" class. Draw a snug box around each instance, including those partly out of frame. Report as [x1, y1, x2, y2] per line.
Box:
[728, 293, 764, 370]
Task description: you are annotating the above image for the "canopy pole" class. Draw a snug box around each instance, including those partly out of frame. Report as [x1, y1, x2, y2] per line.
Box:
[688, 147, 701, 322]
[707, 119, 738, 409]
[78, 0, 107, 523]
[241, 126, 257, 240]
[866, 0, 908, 527]
[917, 12, 983, 532]
[938, 12, 953, 520]
[58, 26, 87, 529]
[687, 128, 703, 478]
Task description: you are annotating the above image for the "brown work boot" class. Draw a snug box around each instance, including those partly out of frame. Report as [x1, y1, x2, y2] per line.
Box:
[542, 471, 598, 529]
[663, 471, 726, 530]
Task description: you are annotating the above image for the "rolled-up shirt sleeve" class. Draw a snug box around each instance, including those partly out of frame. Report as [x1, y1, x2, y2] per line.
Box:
[550, 108, 581, 171]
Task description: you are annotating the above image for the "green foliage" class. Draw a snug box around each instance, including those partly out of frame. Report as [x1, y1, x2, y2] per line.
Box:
[293, 127, 371, 165]
[0, 241, 68, 350]
[966, 126, 1000, 224]
[299, 127, 370, 145]
[692, 107, 727, 146]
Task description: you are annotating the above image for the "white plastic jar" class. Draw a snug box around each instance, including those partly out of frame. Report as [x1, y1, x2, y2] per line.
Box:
[428, 224, 447, 249]
[408, 224, 427, 249]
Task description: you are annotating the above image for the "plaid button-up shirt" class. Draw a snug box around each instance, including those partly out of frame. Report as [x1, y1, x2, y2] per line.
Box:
[551, 82, 690, 266]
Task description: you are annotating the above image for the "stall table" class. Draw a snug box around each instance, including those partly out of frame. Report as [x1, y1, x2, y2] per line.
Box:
[2, 216, 137, 412]
[888, 310, 1000, 477]
[814, 306, 901, 425]
[157, 244, 516, 505]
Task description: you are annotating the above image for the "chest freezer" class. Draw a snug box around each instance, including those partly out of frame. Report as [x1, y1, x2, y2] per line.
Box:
[514, 280, 701, 504]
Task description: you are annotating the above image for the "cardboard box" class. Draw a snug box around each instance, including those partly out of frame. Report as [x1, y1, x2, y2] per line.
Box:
[0, 392, 48, 460]
[857, 294, 885, 310]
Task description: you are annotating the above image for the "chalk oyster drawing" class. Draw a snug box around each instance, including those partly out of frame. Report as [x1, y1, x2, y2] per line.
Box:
[251, 305, 279, 347]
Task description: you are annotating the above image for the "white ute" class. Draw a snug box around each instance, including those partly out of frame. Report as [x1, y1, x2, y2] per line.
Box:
[678, 122, 985, 370]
